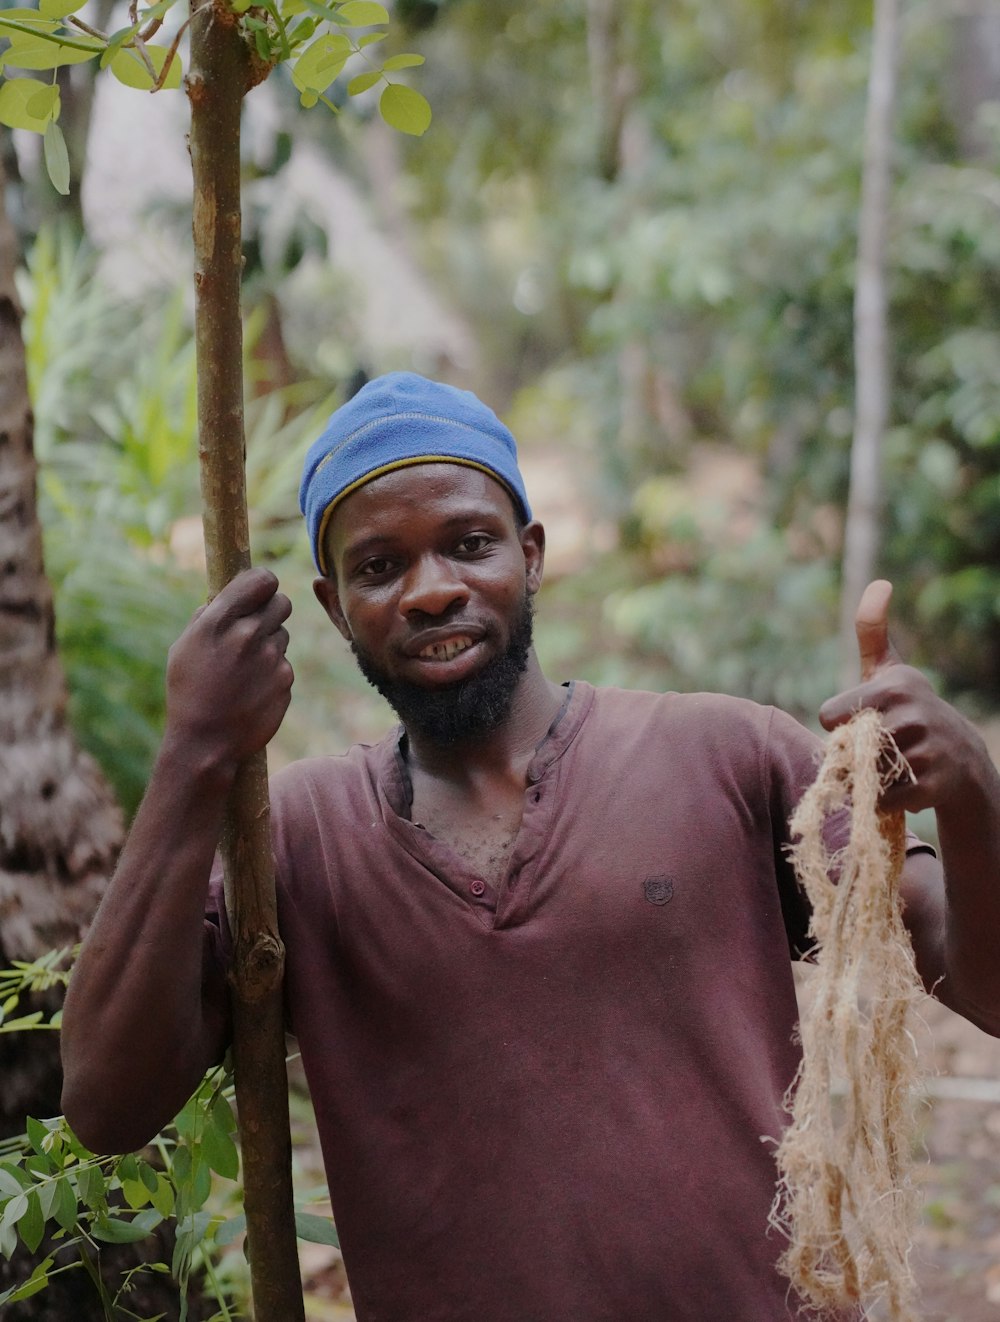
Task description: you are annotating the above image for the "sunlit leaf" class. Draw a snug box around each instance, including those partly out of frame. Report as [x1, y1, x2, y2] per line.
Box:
[40, 0, 85, 17]
[0, 77, 57, 131]
[347, 69, 380, 95]
[43, 120, 70, 195]
[109, 42, 182, 90]
[383, 52, 423, 70]
[379, 82, 430, 136]
[2, 30, 98, 68]
[335, 0, 387, 24]
[291, 31, 349, 92]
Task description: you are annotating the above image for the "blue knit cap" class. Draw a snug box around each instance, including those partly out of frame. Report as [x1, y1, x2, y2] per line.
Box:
[300, 371, 532, 575]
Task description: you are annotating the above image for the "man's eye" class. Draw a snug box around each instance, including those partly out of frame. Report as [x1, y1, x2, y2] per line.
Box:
[457, 534, 490, 555]
[360, 557, 393, 576]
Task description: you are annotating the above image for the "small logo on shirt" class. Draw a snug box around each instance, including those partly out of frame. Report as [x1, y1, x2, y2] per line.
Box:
[643, 875, 675, 906]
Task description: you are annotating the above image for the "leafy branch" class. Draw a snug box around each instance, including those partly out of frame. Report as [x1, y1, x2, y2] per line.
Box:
[0, 0, 431, 196]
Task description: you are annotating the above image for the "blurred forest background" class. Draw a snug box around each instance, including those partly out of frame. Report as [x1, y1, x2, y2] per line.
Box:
[5, 0, 1000, 1317]
[7, 0, 1000, 814]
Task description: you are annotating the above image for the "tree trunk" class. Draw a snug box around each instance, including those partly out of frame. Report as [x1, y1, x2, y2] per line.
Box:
[186, 7, 304, 1318]
[0, 154, 122, 1135]
[839, 0, 898, 684]
[0, 152, 221, 1322]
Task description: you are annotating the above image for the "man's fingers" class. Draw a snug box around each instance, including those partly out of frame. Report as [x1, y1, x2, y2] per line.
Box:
[204, 567, 283, 623]
[855, 578, 898, 681]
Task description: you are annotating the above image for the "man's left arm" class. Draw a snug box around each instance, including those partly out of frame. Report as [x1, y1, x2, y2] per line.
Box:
[819, 579, 1000, 1037]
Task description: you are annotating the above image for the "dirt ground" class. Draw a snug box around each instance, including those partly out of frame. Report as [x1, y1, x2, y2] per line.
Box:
[907, 997, 1000, 1322]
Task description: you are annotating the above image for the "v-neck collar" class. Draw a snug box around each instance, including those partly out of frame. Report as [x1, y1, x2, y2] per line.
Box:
[374, 681, 595, 924]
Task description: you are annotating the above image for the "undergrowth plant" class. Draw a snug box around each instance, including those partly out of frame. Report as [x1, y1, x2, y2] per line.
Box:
[0, 951, 337, 1316]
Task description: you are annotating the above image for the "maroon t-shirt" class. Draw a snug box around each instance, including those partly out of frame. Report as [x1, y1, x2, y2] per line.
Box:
[208, 682, 859, 1321]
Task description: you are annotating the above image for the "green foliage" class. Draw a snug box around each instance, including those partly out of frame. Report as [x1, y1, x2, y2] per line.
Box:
[0, 0, 430, 196]
[398, 0, 1000, 702]
[0, 954, 339, 1316]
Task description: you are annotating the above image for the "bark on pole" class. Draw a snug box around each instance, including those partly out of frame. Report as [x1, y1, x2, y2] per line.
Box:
[839, 0, 898, 686]
[186, 5, 304, 1317]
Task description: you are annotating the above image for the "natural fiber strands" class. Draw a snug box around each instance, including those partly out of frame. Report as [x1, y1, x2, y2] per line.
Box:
[771, 708, 925, 1321]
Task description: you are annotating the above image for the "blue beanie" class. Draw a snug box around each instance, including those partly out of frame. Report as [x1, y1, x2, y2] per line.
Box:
[300, 372, 532, 575]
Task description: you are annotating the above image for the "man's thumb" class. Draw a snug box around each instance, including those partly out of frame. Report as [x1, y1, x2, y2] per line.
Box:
[855, 578, 896, 681]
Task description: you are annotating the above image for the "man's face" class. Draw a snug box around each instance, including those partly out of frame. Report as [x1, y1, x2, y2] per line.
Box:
[313, 464, 545, 745]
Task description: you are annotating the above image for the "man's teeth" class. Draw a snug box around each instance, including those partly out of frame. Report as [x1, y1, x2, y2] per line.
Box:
[420, 637, 473, 661]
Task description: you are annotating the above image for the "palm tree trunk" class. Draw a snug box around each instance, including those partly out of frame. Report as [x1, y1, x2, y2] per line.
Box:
[0, 153, 122, 1132]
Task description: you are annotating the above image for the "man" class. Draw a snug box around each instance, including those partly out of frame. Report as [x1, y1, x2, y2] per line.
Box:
[62, 372, 1000, 1321]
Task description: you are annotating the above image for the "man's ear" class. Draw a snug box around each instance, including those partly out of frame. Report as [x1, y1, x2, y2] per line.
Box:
[313, 576, 352, 642]
[520, 520, 545, 596]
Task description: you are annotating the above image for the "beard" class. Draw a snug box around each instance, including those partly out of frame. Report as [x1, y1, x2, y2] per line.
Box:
[351, 595, 534, 747]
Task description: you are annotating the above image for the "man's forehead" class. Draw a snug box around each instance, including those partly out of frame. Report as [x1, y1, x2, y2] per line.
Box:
[328, 462, 518, 550]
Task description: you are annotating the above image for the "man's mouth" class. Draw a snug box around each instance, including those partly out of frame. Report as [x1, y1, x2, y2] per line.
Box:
[418, 636, 475, 662]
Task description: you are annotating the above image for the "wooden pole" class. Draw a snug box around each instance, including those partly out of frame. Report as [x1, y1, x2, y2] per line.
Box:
[186, 4, 304, 1316]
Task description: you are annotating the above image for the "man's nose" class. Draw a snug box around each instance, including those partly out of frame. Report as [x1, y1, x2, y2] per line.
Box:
[398, 555, 470, 617]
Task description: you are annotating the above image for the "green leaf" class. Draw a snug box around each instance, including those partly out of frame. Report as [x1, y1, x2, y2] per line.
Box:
[92, 1208, 162, 1243]
[149, 1173, 175, 1218]
[0, 1169, 25, 1199]
[294, 1211, 339, 1247]
[382, 52, 424, 70]
[18, 1191, 44, 1254]
[0, 1220, 16, 1261]
[137, 1158, 159, 1194]
[1, 1194, 28, 1227]
[378, 83, 430, 136]
[38, 1179, 60, 1220]
[0, 9, 58, 26]
[291, 32, 350, 92]
[201, 1124, 238, 1181]
[109, 43, 182, 90]
[26, 1117, 49, 1157]
[2, 31, 98, 69]
[347, 69, 381, 95]
[121, 1177, 151, 1210]
[213, 1212, 246, 1248]
[335, 0, 387, 24]
[118, 1153, 139, 1184]
[52, 1176, 78, 1233]
[191, 1154, 211, 1210]
[43, 120, 70, 195]
[0, 1256, 54, 1306]
[0, 77, 56, 131]
[77, 1163, 106, 1211]
[40, 0, 86, 15]
[211, 1093, 236, 1134]
[356, 31, 384, 47]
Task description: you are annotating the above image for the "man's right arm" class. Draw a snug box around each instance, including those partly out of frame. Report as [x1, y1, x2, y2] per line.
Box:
[60, 567, 293, 1154]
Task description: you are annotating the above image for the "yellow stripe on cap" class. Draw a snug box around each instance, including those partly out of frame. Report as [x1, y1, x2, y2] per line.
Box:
[315, 456, 521, 576]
